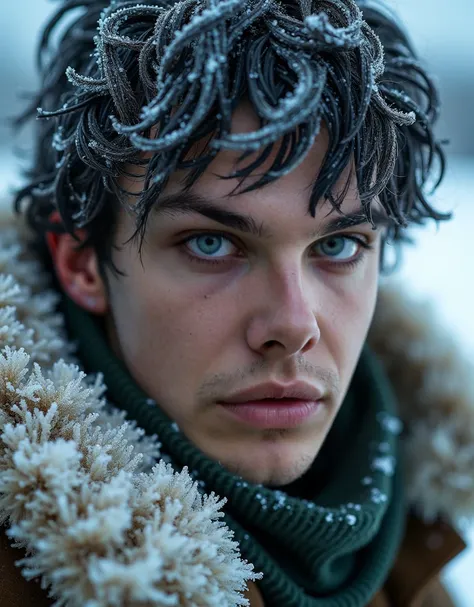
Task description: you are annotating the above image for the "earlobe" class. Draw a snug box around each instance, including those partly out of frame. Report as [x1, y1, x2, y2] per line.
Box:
[46, 230, 109, 315]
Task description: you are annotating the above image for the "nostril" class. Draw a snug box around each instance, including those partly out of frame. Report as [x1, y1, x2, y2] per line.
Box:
[263, 340, 281, 349]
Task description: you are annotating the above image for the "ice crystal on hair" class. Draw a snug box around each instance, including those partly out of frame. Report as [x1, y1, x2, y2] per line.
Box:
[304, 0, 363, 49]
[18, 0, 449, 260]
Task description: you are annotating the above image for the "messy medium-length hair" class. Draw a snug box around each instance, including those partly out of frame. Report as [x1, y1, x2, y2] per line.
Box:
[15, 0, 450, 274]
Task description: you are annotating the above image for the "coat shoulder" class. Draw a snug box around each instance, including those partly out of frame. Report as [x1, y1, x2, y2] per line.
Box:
[0, 527, 54, 607]
[417, 578, 458, 607]
[385, 514, 466, 607]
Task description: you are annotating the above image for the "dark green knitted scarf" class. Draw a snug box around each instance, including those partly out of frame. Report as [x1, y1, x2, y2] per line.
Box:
[65, 298, 406, 607]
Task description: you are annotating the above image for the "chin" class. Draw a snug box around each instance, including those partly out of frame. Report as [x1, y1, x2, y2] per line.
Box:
[219, 437, 319, 487]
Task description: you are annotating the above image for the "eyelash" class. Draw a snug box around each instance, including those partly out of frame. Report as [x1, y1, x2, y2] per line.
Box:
[178, 231, 374, 270]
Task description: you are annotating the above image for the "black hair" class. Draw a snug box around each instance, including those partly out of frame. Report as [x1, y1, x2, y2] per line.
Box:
[14, 0, 451, 275]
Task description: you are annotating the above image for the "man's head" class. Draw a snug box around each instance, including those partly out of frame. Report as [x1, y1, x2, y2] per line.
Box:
[16, 0, 449, 485]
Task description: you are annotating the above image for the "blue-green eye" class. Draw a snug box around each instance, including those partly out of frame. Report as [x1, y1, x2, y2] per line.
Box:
[315, 236, 360, 260]
[186, 234, 235, 258]
[182, 232, 370, 267]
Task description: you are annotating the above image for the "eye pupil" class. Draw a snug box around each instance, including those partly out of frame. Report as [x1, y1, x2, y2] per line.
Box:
[321, 237, 345, 256]
[197, 235, 222, 255]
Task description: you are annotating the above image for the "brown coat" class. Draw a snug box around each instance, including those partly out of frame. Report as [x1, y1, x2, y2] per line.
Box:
[0, 514, 466, 606]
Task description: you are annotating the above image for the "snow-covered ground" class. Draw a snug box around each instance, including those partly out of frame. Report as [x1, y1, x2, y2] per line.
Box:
[0, 153, 473, 604]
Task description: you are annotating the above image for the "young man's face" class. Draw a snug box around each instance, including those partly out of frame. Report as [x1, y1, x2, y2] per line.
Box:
[91, 105, 384, 486]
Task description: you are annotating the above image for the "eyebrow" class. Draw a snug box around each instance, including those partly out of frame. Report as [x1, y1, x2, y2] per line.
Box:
[151, 191, 392, 239]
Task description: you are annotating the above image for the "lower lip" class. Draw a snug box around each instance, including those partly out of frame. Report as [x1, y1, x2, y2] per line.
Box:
[219, 400, 322, 429]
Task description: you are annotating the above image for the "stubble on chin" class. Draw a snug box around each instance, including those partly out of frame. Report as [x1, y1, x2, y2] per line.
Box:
[220, 440, 317, 487]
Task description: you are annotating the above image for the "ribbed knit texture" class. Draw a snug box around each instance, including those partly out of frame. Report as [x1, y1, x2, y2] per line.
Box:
[65, 297, 406, 607]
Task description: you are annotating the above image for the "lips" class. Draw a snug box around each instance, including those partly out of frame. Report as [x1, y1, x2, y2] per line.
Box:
[220, 382, 324, 405]
[220, 399, 322, 429]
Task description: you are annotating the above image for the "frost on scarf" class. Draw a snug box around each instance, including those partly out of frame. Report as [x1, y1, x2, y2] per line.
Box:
[0, 224, 262, 606]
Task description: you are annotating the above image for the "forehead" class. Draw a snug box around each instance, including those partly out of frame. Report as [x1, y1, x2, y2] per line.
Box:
[163, 103, 358, 215]
[123, 102, 366, 230]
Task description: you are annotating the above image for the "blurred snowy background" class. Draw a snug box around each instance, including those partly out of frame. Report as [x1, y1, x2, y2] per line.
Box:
[0, 0, 473, 604]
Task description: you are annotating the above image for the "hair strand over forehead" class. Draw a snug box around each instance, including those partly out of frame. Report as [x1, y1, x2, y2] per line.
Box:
[14, 0, 451, 273]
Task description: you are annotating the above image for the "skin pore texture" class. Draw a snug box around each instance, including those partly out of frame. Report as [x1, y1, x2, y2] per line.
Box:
[53, 103, 386, 487]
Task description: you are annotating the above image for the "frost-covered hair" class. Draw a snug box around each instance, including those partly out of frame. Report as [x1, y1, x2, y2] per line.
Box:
[15, 0, 450, 273]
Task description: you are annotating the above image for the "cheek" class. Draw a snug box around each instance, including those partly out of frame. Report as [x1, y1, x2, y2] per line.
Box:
[108, 262, 235, 384]
[321, 262, 379, 383]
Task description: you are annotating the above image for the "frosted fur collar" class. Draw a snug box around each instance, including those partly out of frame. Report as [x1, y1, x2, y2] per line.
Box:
[0, 215, 473, 606]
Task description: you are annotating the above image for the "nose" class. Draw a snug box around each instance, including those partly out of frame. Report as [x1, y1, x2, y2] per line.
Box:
[246, 266, 321, 359]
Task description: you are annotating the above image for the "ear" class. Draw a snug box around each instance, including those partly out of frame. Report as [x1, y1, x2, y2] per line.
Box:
[46, 229, 108, 315]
